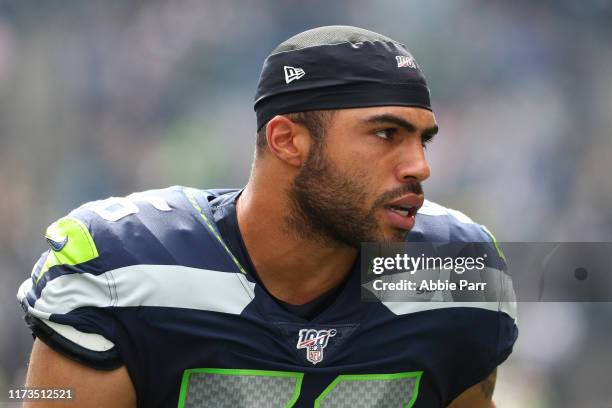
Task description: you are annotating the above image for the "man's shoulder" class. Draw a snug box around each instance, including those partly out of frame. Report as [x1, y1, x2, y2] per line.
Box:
[32, 186, 240, 279]
[408, 199, 498, 243]
[60, 186, 199, 263]
[67, 185, 195, 231]
[17, 186, 250, 369]
[20, 185, 247, 320]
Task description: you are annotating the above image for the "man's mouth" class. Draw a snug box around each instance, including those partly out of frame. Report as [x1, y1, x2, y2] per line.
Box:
[386, 204, 418, 218]
[385, 193, 424, 216]
[382, 194, 424, 231]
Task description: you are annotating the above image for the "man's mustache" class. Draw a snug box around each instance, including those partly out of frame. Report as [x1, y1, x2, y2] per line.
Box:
[373, 183, 424, 208]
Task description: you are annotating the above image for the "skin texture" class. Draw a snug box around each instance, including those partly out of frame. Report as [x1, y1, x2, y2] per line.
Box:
[24, 339, 136, 408]
[448, 369, 497, 408]
[286, 113, 426, 247]
[241, 106, 497, 407]
[238, 106, 435, 304]
[24, 106, 497, 407]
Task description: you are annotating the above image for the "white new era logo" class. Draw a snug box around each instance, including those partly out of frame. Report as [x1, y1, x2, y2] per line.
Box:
[284, 66, 305, 84]
[396, 55, 416, 68]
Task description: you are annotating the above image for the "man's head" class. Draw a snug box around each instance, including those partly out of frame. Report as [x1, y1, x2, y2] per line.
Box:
[251, 26, 437, 247]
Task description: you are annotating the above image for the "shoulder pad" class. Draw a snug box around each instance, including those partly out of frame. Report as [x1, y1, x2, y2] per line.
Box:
[408, 199, 507, 271]
[17, 186, 253, 359]
[20, 186, 245, 309]
[36, 186, 203, 282]
[409, 199, 496, 243]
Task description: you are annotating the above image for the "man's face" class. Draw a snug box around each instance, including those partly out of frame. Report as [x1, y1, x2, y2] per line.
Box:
[288, 106, 437, 247]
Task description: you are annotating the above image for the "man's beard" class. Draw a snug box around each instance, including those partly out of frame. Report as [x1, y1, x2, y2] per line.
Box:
[286, 141, 423, 248]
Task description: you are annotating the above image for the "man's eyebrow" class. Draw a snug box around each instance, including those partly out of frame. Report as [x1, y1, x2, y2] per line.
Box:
[364, 114, 438, 136]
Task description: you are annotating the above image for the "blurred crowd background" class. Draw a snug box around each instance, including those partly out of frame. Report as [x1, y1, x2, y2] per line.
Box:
[0, 0, 611, 407]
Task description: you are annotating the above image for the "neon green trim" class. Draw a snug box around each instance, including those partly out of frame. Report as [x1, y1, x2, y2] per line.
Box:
[177, 369, 190, 408]
[177, 368, 303, 408]
[182, 187, 247, 275]
[481, 225, 506, 262]
[36, 217, 99, 283]
[314, 371, 423, 408]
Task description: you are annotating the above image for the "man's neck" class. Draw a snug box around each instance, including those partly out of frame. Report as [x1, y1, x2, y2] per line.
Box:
[237, 183, 357, 305]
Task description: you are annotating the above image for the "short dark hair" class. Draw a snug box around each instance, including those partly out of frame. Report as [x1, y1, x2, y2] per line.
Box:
[256, 110, 335, 157]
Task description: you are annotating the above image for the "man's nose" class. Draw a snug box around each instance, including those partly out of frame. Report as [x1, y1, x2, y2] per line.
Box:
[393, 139, 431, 183]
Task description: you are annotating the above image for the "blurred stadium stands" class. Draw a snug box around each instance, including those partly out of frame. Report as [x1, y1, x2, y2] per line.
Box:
[1, 1, 611, 406]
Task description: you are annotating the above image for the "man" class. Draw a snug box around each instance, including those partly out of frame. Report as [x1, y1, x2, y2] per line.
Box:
[18, 26, 517, 407]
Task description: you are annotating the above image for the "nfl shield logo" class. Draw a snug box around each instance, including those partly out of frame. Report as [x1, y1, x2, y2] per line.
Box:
[296, 329, 337, 365]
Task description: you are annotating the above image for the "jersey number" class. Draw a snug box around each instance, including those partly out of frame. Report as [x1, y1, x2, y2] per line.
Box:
[178, 368, 422, 408]
[89, 194, 171, 222]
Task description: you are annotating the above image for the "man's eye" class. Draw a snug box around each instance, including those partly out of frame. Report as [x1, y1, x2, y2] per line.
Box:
[374, 128, 396, 140]
[421, 134, 435, 149]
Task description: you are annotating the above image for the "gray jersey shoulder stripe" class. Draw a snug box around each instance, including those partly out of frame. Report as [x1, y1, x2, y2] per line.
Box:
[381, 300, 517, 321]
[365, 267, 517, 320]
[28, 265, 256, 316]
[17, 279, 51, 320]
[42, 319, 115, 351]
[417, 200, 448, 216]
[418, 200, 475, 224]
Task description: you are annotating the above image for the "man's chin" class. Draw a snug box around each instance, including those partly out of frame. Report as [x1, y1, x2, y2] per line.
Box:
[388, 232, 409, 243]
[373, 226, 409, 244]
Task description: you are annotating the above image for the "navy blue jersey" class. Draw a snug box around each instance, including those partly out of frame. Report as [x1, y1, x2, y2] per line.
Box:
[17, 186, 517, 407]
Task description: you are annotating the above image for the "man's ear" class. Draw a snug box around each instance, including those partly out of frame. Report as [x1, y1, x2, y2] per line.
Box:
[265, 115, 309, 167]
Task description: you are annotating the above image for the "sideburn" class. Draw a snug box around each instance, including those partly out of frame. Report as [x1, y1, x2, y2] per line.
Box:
[285, 139, 380, 248]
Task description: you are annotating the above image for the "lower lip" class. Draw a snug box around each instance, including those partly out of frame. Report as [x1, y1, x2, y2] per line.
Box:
[385, 208, 416, 231]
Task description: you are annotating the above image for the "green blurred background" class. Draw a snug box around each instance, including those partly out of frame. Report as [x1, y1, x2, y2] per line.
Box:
[1, 1, 611, 406]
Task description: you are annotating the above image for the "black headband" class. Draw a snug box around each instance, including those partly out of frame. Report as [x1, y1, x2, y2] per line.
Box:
[254, 40, 431, 131]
